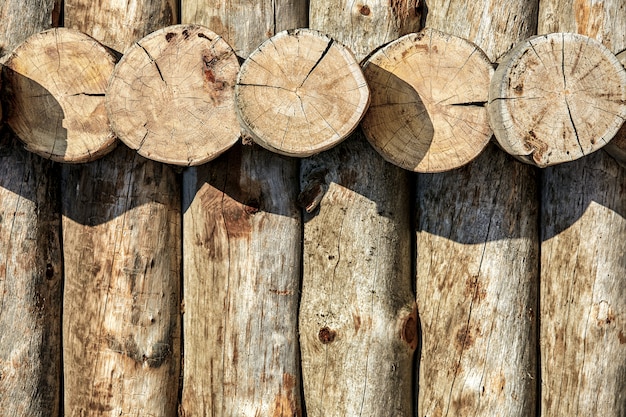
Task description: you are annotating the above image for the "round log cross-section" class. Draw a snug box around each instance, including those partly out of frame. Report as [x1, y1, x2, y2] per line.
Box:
[488, 32, 626, 167]
[235, 28, 370, 157]
[3, 28, 117, 163]
[106, 24, 240, 166]
[605, 50, 626, 167]
[361, 28, 494, 172]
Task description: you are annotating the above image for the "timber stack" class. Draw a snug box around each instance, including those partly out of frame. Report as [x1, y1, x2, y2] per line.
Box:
[0, 0, 624, 416]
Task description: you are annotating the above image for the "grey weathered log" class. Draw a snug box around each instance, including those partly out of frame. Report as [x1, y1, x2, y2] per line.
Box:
[416, 2, 540, 416]
[299, 2, 419, 416]
[62, 1, 181, 415]
[181, 1, 306, 416]
[0, 2, 62, 416]
[537, 1, 626, 415]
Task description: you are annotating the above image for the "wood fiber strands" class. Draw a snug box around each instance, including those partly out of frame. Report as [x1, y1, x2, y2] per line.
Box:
[61, 0, 181, 415]
[107, 24, 240, 166]
[361, 28, 494, 172]
[4, 28, 117, 163]
[181, 0, 307, 416]
[0, 1, 62, 415]
[538, 1, 626, 416]
[488, 33, 626, 167]
[236, 29, 370, 157]
[300, 1, 417, 416]
[417, 1, 540, 416]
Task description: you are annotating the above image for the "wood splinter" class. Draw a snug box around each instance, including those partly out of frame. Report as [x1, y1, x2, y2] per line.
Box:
[488, 32, 626, 167]
[235, 28, 370, 157]
[3, 28, 117, 163]
[361, 28, 494, 173]
[106, 24, 241, 166]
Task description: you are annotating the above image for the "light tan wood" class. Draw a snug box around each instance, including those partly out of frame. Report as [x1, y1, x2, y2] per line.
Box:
[309, 0, 421, 62]
[65, 0, 177, 54]
[235, 28, 369, 157]
[417, 1, 540, 416]
[538, 1, 626, 416]
[107, 24, 240, 166]
[62, 0, 181, 415]
[181, 1, 307, 416]
[183, 0, 307, 58]
[299, 1, 417, 415]
[605, 50, 626, 167]
[488, 32, 626, 167]
[4, 28, 117, 163]
[361, 28, 493, 172]
[0, 2, 62, 415]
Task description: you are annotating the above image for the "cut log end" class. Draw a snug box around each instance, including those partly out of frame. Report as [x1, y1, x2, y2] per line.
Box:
[106, 24, 241, 166]
[235, 28, 370, 157]
[361, 28, 494, 173]
[604, 50, 626, 168]
[488, 33, 626, 168]
[3, 28, 117, 163]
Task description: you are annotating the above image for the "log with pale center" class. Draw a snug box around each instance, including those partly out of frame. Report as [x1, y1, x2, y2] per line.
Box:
[488, 32, 626, 167]
[235, 28, 370, 157]
[605, 50, 626, 167]
[360, 28, 494, 173]
[3, 28, 117, 163]
[106, 24, 240, 166]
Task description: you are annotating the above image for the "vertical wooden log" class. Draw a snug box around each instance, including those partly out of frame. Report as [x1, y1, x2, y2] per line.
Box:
[537, 1, 626, 415]
[299, 2, 420, 416]
[180, 2, 306, 416]
[416, 2, 540, 416]
[0, 2, 62, 416]
[62, 1, 181, 416]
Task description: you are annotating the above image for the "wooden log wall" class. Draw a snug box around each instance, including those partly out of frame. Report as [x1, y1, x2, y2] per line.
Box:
[0, 1, 624, 417]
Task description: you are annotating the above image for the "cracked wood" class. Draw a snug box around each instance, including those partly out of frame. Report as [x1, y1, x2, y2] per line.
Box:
[488, 32, 626, 167]
[235, 28, 370, 157]
[106, 24, 240, 166]
[361, 28, 494, 172]
[3, 28, 117, 163]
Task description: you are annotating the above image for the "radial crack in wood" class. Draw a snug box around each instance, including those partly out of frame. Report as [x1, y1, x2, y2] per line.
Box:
[605, 50, 626, 167]
[235, 28, 370, 157]
[106, 24, 240, 166]
[488, 32, 626, 167]
[361, 28, 494, 172]
[3, 28, 117, 163]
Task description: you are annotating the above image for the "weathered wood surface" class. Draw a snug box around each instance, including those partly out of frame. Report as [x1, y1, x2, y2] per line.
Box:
[236, 28, 369, 157]
[537, 1, 626, 415]
[4, 28, 117, 163]
[181, 1, 306, 415]
[416, 2, 540, 416]
[62, 1, 181, 415]
[488, 33, 626, 167]
[65, 0, 177, 54]
[309, 0, 421, 62]
[0, 2, 62, 415]
[106, 24, 240, 166]
[299, 2, 418, 416]
[182, 0, 308, 58]
[361, 28, 493, 172]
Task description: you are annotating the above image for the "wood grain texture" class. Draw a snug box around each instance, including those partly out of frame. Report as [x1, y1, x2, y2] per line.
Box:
[537, 1, 626, 415]
[181, 144, 302, 416]
[416, 2, 540, 416]
[62, 1, 181, 415]
[180, 1, 307, 416]
[299, 3, 417, 416]
[299, 133, 416, 417]
[0, 2, 62, 415]
[64, 0, 177, 54]
[0, 127, 62, 416]
[309, 0, 421, 62]
[183, 0, 308, 58]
